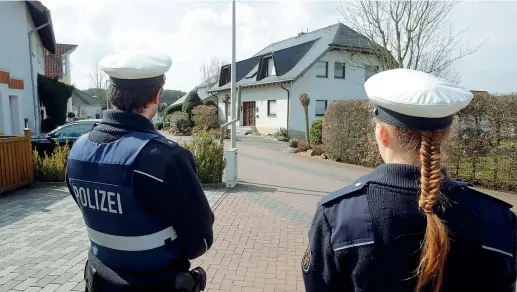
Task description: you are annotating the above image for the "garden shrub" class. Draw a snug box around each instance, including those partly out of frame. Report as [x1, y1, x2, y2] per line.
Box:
[33, 140, 70, 182]
[298, 141, 310, 152]
[182, 90, 203, 118]
[310, 119, 323, 145]
[192, 105, 219, 132]
[311, 144, 326, 156]
[168, 112, 191, 134]
[204, 100, 217, 107]
[163, 122, 171, 129]
[323, 100, 380, 166]
[154, 122, 164, 130]
[181, 131, 226, 184]
[288, 139, 298, 148]
[274, 127, 290, 140]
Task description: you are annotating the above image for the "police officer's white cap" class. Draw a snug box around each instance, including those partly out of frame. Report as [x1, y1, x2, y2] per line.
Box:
[100, 51, 172, 80]
[365, 68, 473, 130]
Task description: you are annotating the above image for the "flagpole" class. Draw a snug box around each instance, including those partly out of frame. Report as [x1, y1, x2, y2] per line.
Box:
[230, 0, 237, 148]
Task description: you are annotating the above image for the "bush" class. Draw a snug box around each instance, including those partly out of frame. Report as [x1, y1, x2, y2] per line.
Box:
[163, 122, 171, 129]
[288, 139, 298, 148]
[33, 140, 70, 182]
[182, 91, 203, 118]
[180, 131, 226, 184]
[298, 141, 311, 152]
[204, 100, 217, 107]
[311, 144, 326, 156]
[164, 103, 183, 116]
[274, 127, 290, 139]
[154, 122, 164, 130]
[192, 105, 219, 132]
[323, 100, 380, 166]
[310, 119, 323, 145]
[168, 112, 191, 134]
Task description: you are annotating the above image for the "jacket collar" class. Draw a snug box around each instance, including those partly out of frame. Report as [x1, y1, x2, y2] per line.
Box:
[367, 163, 449, 190]
[99, 109, 160, 135]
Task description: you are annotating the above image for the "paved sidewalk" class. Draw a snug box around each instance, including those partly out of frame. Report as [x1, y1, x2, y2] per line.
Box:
[0, 185, 226, 292]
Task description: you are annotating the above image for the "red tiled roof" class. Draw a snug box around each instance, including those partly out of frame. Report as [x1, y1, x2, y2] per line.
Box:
[44, 43, 77, 79]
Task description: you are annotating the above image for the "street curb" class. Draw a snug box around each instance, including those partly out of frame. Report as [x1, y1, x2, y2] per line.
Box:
[202, 183, 226, 189]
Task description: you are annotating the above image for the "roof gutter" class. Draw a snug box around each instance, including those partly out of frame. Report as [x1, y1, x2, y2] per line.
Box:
[280, 83, 290, 133]
[28, 9, 52, 135]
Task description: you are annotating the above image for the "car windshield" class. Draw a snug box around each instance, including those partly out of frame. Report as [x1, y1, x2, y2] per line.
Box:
[49, 122, 96, 138]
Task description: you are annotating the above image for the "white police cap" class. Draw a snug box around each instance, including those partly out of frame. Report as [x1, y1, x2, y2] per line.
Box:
[365, 68, 473, 130]
[100, 51, 172, 89]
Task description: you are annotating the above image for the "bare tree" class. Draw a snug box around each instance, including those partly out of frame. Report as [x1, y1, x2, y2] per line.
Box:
[89, 61, 108, 89]
[200, 57, 228, 83]
[87, 61, 109, 110]
[339, 1, 485, 82]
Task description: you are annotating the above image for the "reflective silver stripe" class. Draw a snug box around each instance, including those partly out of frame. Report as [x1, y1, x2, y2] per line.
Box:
[134, 170, 163, 183]
[482, 245, 513, 258]
[334, 241, 374, 252]
[86, 226, 177, 251]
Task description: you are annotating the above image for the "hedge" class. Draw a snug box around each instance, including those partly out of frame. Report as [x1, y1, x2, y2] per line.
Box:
[180, 131, 226, 184]
[322, 93, 517, 192]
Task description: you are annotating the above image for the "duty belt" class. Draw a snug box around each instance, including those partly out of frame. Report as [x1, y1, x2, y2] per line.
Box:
[85, 261, 206, 292]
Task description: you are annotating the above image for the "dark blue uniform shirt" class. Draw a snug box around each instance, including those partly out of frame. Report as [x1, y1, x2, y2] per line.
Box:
[302, 163, 516, 292]
[65, 110, 214, 286]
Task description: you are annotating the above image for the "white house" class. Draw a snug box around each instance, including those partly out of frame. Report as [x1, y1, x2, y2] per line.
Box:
[208, 23, 382, 137]
[70, 89, 102, 119]
[0, 1, 56, 135]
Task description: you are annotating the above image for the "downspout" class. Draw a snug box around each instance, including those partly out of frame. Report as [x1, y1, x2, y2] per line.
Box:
[28, 10, 52, 135]
[280, 82, 290, 133]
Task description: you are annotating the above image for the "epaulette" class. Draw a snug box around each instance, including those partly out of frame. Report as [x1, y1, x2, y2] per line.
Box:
[151, 135, 179, 149]
[444, 179, 513, 209]
[320, 178, 369, 206]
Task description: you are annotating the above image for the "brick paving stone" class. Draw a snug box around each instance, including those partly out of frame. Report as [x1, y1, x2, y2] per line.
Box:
[191, 189, 310, 292]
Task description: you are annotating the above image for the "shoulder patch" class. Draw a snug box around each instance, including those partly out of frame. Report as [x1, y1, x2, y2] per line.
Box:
[320, 180, 369, 206]
[152, 136, 179, 148]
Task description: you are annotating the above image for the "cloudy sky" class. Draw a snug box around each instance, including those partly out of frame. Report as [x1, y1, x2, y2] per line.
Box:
[42, 0, 517, 94]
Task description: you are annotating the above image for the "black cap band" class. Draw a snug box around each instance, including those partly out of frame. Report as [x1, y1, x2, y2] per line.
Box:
[110, 75, 166, 90]
[371, 104, 454, 131]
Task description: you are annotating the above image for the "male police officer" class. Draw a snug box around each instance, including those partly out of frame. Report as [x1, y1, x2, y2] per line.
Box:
[65, 51, 213, 292]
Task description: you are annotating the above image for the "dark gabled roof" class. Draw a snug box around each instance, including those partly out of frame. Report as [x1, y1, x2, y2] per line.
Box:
[209, 23, 378, 92]
[25, 1, 56, 54]
[72, 88, 99, 106]
[273, 40, 316, 76]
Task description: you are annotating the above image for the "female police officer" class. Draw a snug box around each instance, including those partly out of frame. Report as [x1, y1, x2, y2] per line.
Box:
[302, 68, 516, 292]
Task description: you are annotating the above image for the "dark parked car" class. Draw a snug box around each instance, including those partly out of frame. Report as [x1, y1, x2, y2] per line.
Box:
[32, 119, 100, 156]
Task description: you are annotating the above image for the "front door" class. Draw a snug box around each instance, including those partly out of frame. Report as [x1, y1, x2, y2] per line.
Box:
[242, 102, 256, 126]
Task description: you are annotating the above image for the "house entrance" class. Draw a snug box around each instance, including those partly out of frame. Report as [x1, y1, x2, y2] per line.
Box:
[242, 101, 256, 126]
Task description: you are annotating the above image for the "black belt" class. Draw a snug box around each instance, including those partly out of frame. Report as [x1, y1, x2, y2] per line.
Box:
[85, 260, 206, 292]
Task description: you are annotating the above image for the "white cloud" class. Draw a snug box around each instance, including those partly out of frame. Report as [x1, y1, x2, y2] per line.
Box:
[43, 0, 516, 94]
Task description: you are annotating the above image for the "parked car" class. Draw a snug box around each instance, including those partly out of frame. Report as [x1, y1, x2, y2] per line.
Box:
[32, 119, 100, 156]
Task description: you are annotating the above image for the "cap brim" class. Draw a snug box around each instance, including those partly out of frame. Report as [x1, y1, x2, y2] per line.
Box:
[371, 104, 454, 131]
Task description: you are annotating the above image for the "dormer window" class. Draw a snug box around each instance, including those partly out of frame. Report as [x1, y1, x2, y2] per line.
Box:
[219, 66, 231, 86]
[257, 55, 276, 80]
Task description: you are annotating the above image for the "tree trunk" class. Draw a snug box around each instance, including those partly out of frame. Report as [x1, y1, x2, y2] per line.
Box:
[304, 105, 310, 147]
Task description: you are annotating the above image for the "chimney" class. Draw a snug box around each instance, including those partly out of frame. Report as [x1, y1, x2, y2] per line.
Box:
[298, 30, 306, 37]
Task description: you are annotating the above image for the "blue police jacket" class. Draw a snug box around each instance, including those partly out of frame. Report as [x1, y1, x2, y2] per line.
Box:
[302, 164, 517, 292]
[67, 131, 182, 272]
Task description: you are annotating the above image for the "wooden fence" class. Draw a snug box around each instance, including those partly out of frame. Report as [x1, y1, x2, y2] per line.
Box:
[0, 129, 34, 195]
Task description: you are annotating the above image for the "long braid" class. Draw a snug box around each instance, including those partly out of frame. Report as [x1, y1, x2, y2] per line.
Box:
[415, 130, 449, 292]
